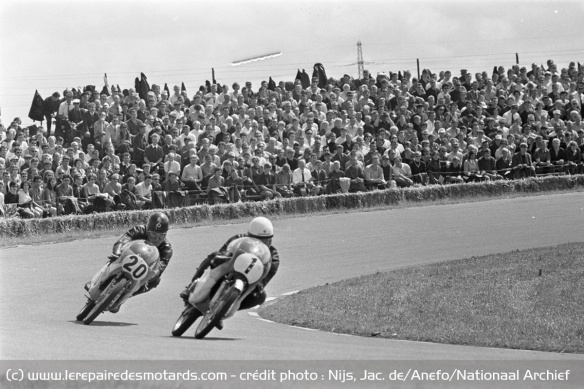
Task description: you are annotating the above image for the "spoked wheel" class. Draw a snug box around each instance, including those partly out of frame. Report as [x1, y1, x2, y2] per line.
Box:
[172, 305, 201, 337]
[76, 299, 96, 322]
[194, 282, 241, 339]
[83, 278, 128, 325]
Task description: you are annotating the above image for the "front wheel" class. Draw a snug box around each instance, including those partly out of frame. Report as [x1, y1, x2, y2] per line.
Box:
[171, 305, 201, 337]
[83, 278, 128, 325]
[194, 283, 241, 339]
[76, 299, 96, 322]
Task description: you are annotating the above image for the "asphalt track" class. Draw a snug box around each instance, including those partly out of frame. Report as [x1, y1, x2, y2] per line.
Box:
[1, 192, 584, 361]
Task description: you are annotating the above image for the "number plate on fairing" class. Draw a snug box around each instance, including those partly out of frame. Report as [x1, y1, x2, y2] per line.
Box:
[121, 254, 149, 281]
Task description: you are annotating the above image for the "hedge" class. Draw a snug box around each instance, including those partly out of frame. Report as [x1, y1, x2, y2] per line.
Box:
[2, 175, 583, 237]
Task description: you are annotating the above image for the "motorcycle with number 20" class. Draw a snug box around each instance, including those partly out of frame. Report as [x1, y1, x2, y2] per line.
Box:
[172, 237, 271, 339]
[76, 240, 160, 325]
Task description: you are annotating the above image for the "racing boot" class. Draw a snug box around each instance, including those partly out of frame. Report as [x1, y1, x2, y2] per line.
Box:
[215, 319, 224, 330]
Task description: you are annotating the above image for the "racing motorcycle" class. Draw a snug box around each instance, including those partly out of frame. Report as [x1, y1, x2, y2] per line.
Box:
[172, 237, 271, 339]
[76, 240, 160, 325]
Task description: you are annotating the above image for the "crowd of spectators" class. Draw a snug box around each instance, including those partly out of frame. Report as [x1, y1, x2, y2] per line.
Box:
[1, 59, 584, 218]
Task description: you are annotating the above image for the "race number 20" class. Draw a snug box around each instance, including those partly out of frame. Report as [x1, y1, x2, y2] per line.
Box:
[121, 255, 149, 281]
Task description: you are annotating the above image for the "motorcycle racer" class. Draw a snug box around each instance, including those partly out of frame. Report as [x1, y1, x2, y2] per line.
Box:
[180, 217, 279, 323]
[84, 212, 173, 311]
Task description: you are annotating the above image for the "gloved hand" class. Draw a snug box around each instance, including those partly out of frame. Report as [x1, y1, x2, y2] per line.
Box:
[210, 251, 233, 268]
[146, 277, 160, 290]
[107, 254, 120, 263]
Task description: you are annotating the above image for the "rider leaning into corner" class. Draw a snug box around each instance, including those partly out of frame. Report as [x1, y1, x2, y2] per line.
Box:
[84, 211, 173, 312]
[180, 216, 280, 323]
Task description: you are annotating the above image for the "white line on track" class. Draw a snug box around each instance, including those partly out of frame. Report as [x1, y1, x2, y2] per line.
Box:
[290, 326, 318, 331]
[281, 290, 299, 296]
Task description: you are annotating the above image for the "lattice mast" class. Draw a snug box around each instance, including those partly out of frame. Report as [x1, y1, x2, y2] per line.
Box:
[357, 41, 364, 79]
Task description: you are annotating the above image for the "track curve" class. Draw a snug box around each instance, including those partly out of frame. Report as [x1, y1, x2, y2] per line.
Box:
[1, 193, 584, 360]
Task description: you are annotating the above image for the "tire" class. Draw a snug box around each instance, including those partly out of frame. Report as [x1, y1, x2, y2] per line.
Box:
[194, 282, 241, 339]
[171, 305, 201, 337]
[83, 278, 128, 325]
[76, 299, 96, 321]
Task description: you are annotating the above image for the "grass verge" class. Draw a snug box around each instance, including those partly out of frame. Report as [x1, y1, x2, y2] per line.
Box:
[259, 242, 584, 353]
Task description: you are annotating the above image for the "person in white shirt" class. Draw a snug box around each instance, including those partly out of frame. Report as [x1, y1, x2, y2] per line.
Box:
[163, 153, 181, 177]
[181, 154, 203, 191]
[292, 159, 317, 196]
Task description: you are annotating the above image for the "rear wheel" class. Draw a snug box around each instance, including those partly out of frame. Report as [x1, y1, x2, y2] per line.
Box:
[83, 278, 128, 325]
[194, 282, 241, 339]
[171, 305, 201, 337]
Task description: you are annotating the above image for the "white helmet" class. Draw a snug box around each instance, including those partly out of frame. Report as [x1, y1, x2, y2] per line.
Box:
[248, 217, 274, 239]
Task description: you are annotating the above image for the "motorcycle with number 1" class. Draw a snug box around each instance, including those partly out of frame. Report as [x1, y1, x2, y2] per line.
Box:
[172, 236, 271, 339]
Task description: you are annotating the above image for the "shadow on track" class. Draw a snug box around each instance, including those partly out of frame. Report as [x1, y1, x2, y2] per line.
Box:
[165, 336, 238, 341]
[69, 320, 138, 327]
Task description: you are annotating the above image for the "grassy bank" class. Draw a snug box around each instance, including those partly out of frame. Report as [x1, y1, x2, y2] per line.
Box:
[259, 243, 584, 353]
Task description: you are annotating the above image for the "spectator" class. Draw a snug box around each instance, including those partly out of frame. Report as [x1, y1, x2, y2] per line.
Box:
[135, 174, 153, 208]
[511, 143, 536, 179]
[391, 156, 414, 187]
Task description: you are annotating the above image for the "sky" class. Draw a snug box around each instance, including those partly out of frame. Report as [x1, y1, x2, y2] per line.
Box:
[1, 0, 583, 125]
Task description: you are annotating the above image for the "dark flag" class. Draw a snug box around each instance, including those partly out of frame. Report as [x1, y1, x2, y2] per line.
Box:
[139, 73, 150, 100]
[295, 70, 303, 84]
[164, 83, 170, 97]
[181, 82, 186, 92]
[100, 85, 110, 96]
[300, 69, 310, 89]
[28, 90, 44, 122]
[134, 77, 141, 95]
[268, 77, 276, 91]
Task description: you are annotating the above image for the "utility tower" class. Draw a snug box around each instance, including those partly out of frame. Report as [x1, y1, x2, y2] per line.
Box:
[357, 41, 364, 79]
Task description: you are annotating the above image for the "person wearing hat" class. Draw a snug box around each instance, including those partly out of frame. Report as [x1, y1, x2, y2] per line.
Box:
[67, 99, 85, 144]
[511, 142, 535, 179]
[56, 91, 74, 141]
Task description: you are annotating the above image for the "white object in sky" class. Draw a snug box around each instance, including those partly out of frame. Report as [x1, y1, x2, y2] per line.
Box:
[231, 52, 282, 66]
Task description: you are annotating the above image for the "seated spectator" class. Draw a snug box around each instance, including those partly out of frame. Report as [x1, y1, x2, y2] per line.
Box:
[292, 159, 318, 196]
[325, 160, 345, 194]
[511, 143, 536, 179]
[463, 148, 487, 182]
[81, 173, 100, 203]
[161, 171, 181, 192]
[150, 173, 162, 191]
[41, 176, 58, 216]
[565, 141, 582, 174]
[364, 155, 387, 189]
[445, 156, 465, 184]
[206, 167, 229, 205]
[408, 151, 428, 185]
[181, 155, 203, 191]
[134, 174, 153, 209]
[17, 180, 44, 218]
[392, 157, 414, 187]
[478, 148, 503, 180]
[275, 164, 293, 198]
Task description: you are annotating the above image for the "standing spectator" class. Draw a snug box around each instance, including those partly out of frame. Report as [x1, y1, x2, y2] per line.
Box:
[42, 92, 61, 137]
[131, 123, 148, 166]
[478, 148, 502, 180]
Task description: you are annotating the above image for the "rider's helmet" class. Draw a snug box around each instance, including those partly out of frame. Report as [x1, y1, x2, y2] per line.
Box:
[247, 217, 273, 245]
[146, 212, 169, 247]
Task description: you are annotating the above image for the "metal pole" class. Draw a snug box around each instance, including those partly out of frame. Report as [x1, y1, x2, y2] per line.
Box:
[417, 59, 420, 80]
[516, 53, 519, 64]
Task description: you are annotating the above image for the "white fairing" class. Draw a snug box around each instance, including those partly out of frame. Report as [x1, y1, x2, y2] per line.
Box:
[233, 253, 264, 284]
